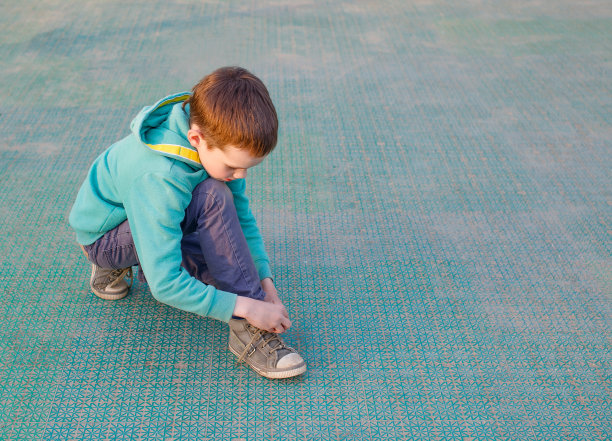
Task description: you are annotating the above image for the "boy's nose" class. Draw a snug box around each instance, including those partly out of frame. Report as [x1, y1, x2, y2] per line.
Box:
[234, 169, 247, 179]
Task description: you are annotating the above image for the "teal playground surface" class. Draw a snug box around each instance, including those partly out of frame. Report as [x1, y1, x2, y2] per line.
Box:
[1, 0, 610, 439]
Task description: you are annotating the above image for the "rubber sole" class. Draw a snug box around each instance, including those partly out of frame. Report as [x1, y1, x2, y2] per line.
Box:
[229, 344, 307, 379]
[91, 287, 129, 300]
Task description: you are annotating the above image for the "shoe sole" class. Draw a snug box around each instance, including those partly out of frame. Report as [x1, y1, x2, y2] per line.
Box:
[228, 344, 307, 379]
[91, 286, 129, 300]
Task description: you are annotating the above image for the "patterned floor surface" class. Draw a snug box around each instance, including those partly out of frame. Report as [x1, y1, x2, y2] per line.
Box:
[0, 0, 610, 439]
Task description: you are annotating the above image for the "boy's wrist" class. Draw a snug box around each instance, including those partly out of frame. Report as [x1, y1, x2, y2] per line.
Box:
[233, 296, 255, 319]
[261, 277, 275, 290]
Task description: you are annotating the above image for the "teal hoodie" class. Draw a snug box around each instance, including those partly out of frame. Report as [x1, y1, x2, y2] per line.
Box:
[69, 92, 272, 322]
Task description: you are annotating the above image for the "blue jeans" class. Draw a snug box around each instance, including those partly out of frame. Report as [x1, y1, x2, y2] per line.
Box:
[82, 178, 266, 301]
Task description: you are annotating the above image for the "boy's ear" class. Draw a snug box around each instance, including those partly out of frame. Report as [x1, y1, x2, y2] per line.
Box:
[187, 126, 207, 149]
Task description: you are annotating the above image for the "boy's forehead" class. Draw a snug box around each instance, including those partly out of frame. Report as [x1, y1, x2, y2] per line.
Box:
[222, 145, 265, 168]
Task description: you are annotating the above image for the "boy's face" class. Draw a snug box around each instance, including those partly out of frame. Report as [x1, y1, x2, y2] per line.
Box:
[188, 126, 265, 182]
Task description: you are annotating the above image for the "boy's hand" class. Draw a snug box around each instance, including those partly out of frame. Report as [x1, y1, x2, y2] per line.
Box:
[233, 296, 292, 334]
[261, 278, 289, 320]
[261, 278, 282, 305]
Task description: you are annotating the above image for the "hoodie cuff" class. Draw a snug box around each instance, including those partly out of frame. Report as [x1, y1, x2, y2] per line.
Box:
[208, 289, 238, 323]
[255, 260, 273, 281]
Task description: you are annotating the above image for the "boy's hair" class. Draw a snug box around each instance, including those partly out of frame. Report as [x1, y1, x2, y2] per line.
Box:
[184, 66, 278, 157]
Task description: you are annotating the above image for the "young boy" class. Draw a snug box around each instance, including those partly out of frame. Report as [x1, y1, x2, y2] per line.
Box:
[68, 66, 306, 379]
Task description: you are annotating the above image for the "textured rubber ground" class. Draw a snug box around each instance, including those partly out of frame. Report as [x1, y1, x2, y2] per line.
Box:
[0, 0, 610, 440]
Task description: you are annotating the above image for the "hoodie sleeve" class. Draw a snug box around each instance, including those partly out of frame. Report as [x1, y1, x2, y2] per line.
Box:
[123, 172, 238, 322]
[227, 179, 273, 281]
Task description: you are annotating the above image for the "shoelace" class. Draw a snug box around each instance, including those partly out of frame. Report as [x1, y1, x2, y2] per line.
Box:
[236, 325, 285, 364]
[107, 267, 133, 289]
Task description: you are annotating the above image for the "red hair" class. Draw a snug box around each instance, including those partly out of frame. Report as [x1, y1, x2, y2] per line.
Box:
[184, 66, 278, 157]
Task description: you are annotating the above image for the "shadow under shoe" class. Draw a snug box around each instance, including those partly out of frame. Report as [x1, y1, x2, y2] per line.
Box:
[228, 318, 306, 379]
[90, 264, 133, 300]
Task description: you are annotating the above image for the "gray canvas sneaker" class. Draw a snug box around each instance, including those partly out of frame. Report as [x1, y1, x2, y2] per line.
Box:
[228, 318, 306, 379]
[90, 264, 133, 300]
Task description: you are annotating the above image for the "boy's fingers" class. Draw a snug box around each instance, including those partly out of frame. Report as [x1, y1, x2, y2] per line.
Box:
[270, 319, 290, 334]
[282, 317, 292, 330]
[273, 303, 288, 318]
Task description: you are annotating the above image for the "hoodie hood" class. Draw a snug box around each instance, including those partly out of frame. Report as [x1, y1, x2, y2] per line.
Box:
[129, 92, 202, 169]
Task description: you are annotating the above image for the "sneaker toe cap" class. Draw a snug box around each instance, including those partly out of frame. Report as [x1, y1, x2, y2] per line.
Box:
[277, 352, 305, 369]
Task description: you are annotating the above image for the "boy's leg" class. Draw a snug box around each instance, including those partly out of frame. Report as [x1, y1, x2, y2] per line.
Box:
[83, 220, 140, 269]
[82, 220, 137, 300]
[180, 178, 266, 301]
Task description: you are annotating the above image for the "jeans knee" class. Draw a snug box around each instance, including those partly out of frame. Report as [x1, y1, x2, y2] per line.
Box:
[183, 179, 236, 234]
[193, 178, 234, 210]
